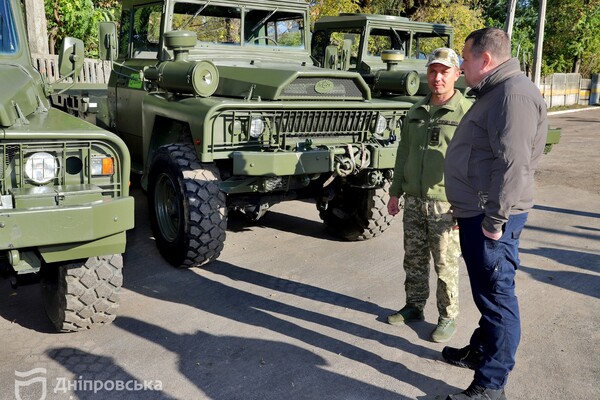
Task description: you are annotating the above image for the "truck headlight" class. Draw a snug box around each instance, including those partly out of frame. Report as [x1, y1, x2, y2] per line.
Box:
[249, 117, 265, 138]
[91, 156, 115, 176]
[25, 152, 57, 184]
[374, 114, 387, 134]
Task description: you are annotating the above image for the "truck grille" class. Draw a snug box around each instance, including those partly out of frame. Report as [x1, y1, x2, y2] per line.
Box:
[222, 109, 379, 141]
[280, 77, 365, 100]
[280, 109, 376, 137]
[0, 141, 122, 197]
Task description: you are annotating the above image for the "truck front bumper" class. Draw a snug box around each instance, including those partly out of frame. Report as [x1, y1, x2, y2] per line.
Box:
[230, 144, 398, 176]
[0, 195, 134, 263]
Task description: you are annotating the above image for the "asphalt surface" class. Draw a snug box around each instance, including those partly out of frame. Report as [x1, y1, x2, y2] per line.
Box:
[1, 108, 599, 400]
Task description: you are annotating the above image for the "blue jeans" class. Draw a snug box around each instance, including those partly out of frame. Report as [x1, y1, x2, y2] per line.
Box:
[457, 213, 528, 389]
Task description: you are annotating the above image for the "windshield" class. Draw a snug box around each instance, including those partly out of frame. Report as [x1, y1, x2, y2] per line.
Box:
[367, 28, 450, 59]
[172, 1, 305, 48]
[0, 0, 20, 54]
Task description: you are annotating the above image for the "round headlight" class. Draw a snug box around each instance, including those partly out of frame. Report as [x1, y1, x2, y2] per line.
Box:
[249, 117, 265, 138]
[25, 152, 57, 184]
[229, 120, 243, 136]
[374, 115, 387, 134]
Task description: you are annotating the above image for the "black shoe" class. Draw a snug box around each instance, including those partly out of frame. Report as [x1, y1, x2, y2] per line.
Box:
[442, 345, 484, 370]
[446, 382, 506, 400]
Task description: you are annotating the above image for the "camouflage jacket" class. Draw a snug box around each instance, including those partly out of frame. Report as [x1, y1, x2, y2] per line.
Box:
[389, 90, 471, 201]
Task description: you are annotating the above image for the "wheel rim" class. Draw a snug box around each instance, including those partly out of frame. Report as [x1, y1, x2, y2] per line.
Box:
[154, 172, 180, 242]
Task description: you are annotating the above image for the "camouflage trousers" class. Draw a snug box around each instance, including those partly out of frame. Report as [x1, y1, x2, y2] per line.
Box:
[402, 195, 461, 319]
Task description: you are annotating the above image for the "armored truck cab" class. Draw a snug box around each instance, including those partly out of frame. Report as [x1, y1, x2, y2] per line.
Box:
[55, 0, 410, 268]
[0, 0, 134, 331]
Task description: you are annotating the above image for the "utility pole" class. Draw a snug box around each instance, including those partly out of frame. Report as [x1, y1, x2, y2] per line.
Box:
[532, 0, 547, 87]
[24, 0, 49, 55]
[505, 0, 517, 39]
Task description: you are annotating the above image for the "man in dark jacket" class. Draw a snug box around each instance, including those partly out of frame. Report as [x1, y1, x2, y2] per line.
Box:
[443, 28, 548, 400]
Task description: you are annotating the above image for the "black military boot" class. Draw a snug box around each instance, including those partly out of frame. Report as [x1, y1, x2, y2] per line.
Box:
[442, 345, 484, 370]
[446, 382, 506, 400]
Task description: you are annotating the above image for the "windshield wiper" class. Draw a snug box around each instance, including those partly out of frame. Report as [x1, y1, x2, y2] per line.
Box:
[180, 1, 211, 30]
[250, 8, 278, 34]
[389, 27, 405, 52]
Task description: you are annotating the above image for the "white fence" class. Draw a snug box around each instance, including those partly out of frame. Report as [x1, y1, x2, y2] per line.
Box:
[31, 53, 111, 84]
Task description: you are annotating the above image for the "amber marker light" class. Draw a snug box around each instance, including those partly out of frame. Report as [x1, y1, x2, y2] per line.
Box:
[91, 157, 115, 176]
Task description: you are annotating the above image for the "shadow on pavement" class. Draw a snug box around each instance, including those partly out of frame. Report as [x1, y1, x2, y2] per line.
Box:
[115, 316, 409, 400]
[47, 347, 175, 399]
[520, 260, 600, 300]
[0, 273, 55, 333]
[533, 204, 600, 219]
[120, 260, 459, 398]
[227, 209, 340, 241]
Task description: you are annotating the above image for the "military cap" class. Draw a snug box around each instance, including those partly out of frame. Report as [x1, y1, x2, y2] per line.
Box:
[425, 47, 460, 69]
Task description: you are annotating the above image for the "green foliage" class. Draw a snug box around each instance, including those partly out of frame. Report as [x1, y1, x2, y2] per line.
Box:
[45, 0, 120, 56]
[308, 0, 362, 28]
[471, 0, 599, 77]
[411, 0, 485, 54]
[368, 0, 419, 15]
[543, 0, 600, 76]
[40, 0, 599, 77]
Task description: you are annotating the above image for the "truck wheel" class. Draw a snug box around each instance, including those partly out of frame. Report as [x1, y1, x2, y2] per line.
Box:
[148, 143, 227, 267]
[40, 255, 122, 332]
[319, 184, 393, 241]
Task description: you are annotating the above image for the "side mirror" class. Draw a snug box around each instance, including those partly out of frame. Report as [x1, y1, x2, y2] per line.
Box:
[58, 37, 84, 79]
[324, 44, 338, 70]
[99, 21, 118, 61]
[340, 39, 352, 71]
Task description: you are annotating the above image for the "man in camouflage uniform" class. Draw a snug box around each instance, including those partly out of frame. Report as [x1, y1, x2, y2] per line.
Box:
[387, 48, 471, 343]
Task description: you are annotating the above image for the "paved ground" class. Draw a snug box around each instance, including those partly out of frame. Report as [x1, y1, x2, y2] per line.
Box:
[1, 108, 599, 400]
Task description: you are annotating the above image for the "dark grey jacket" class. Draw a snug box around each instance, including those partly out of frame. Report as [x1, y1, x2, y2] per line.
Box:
[444, 58, 548, 233]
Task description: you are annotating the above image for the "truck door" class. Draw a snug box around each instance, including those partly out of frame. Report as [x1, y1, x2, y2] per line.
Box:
[114, 4, 162, 173]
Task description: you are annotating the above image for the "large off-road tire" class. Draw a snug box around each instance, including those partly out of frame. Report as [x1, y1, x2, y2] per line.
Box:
[319, 183, 393, 241]
[40, 254, 123, 332]
[148, 143, 227, 267]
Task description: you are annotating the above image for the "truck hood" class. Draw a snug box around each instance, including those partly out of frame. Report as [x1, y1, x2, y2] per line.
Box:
[0, 64, 46, 127]
[213, 62, 371, 101]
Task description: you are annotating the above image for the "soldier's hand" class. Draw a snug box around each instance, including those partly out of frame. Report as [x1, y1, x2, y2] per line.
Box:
[388, 196, 400, 216]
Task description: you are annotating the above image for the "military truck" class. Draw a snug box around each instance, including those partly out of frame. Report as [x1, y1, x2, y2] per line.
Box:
[0, 0, 134, 332]
[312, 13, 460, 94]
[51, 0, 408, 268]
[311, 13, 561, 152]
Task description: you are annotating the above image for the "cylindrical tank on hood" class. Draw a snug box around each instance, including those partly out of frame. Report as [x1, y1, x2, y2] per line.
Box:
[373, 69, 420, 96]
[144, 60, 219, 97]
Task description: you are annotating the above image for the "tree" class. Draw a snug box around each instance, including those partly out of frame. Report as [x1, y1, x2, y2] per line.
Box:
[411, 0, 485, 54]
[308, 0, 362, 28]
[368, 0, 427, 17]
[543, 0, 600, 76]
[44, 0, 120, 55]
[475, 0, 600, 77]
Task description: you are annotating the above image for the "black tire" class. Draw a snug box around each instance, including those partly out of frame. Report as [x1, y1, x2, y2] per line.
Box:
[40, 254, 123, 332]
[148, 143, 227, 267]
[319, 183, 393, 241]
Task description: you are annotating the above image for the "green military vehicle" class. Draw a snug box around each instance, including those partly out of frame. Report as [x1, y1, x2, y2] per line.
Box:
[0, 0, 134, 331]
[312, 13, 460, 93]
[51, 0, 407, 268]
[311, 13, 561, 152]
